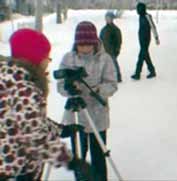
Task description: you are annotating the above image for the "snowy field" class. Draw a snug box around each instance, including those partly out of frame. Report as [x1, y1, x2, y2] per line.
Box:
[0, 9, 177, 181]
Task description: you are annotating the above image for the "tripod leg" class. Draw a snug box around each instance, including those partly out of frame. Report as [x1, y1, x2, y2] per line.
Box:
[43, 163, 52, 181]
[74, 112, 82, 158]
[82, 109, 123, 181]
[72, 112, 88, 181]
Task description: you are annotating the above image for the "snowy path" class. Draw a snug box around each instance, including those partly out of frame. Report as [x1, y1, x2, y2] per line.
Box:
[1, 9, 177, 181]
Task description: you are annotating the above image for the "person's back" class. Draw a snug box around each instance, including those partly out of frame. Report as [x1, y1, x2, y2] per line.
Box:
[100, 23, 122, 58]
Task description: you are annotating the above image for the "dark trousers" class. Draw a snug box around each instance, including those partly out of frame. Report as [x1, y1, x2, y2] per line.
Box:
[112, 56, 122, 81]
[135, 46, 156, 75]
[71, 130, 107, 181]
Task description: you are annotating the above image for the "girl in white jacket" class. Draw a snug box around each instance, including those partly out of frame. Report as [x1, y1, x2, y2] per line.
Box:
[57, 21, 118, 181]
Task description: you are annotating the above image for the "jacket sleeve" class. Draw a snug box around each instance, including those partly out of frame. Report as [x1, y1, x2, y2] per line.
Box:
[98, 53, 118, 98]
[16, 84, 72, 167]
[115, 28, 122, 56]
[146, 14, 160, 44]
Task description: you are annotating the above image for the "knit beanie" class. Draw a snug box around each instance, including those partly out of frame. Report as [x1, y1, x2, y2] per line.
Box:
[10, 28, 51, 65]
[74, 21, 99, 45]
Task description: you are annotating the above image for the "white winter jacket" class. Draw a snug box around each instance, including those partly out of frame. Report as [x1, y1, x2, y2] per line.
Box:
[57, 50, 118, 133]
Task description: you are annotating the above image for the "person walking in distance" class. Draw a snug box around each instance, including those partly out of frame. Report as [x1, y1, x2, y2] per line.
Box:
[131, 2, 160, 80]
[100, 11, 122, 82]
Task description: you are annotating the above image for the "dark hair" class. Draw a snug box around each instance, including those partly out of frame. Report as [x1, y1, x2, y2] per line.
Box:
[72, 41, 101, 55]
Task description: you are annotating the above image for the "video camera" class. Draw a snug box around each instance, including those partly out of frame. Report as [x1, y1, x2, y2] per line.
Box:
[53, 67, 88, 81]
[53, 67, 88, 95]
[53, 67, 107, 106]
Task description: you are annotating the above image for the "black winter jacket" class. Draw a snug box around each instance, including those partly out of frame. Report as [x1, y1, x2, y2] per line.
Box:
[100, 23, 122, 58]
[139, 15, 151, 48]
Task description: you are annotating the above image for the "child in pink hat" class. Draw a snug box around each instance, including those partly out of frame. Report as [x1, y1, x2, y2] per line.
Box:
[0, 28, 95, 180]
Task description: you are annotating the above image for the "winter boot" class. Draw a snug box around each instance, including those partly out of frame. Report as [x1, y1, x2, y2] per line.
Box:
[68, 158, 95, 181]
[147, 72, 156, 79]
[131, 74, 140, 80]
[118, 77, 122, 83]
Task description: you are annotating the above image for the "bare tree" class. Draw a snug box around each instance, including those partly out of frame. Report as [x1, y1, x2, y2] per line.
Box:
[56, 0, 62, 23]
[35, 0, 43, 31]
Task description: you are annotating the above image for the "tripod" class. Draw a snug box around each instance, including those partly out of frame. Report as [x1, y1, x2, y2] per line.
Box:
[65, 96, 123, 181]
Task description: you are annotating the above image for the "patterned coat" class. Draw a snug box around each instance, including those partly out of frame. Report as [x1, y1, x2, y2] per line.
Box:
[0, 56, 71, 178]
[57, 50, 118, 133]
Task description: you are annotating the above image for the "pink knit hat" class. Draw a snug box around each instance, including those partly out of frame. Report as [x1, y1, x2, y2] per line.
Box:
[10, 28, 51, 65]
[74, 21, 99, 45]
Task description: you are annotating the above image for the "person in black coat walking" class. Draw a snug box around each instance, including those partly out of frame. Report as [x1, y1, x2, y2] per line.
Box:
[131, 2, 160, 80]
[100, 11, 122, 82]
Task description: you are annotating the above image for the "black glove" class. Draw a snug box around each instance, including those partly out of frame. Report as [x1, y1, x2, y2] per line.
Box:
[67, 158, 95, 181]
[61, 124, 84, 138]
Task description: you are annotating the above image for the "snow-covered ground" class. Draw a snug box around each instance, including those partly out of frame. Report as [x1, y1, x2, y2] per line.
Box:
[0, 9, 177, 181]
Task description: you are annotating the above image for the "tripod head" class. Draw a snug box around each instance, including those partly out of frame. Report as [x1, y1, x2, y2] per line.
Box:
[64, 97, 86, 112]
[54, 67, 88, 95]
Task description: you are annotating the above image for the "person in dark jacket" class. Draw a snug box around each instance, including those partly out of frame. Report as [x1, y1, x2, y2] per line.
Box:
[131, 2, 160, 80]
[100, 11, 122, 82]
